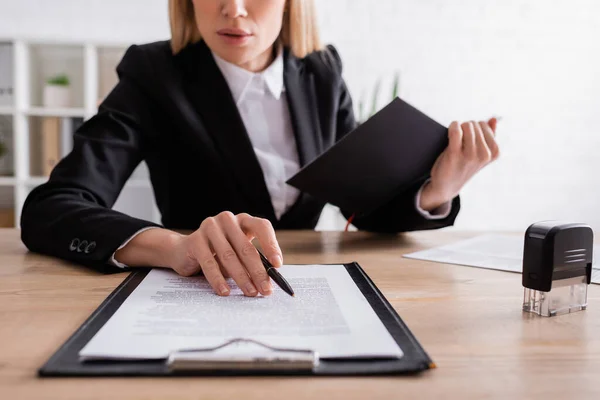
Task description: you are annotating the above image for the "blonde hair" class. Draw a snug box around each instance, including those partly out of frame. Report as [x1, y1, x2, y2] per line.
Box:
[169, 0, 323, 57]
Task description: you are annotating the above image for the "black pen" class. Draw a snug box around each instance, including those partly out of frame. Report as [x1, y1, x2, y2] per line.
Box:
[257, 249, 295, 297]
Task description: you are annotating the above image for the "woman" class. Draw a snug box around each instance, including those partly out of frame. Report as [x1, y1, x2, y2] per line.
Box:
[20, 0, 499, 297]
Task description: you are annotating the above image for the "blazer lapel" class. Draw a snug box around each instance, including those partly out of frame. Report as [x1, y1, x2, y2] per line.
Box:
[278, 49, 324, 225]
[177, 41, 276, 220]
[283, 50, 322, 167]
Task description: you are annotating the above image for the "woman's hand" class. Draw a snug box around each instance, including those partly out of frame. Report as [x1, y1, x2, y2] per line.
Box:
[169, 212, 283, 297]
[114, 212, 283, 297]
[419, 118, 500, 211]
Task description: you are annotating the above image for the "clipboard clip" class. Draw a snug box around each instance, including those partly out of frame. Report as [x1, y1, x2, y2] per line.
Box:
[166, 338, 319, 372]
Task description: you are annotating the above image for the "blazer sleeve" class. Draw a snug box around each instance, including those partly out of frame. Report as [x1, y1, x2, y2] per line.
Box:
[325, 45, 461, 233]
[20, 45, 162, 272]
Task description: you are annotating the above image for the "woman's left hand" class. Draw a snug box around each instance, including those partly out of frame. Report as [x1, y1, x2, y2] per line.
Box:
[419, 118, 500, 211]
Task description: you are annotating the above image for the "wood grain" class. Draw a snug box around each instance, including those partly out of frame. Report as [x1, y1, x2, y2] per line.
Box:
[1, 228, 599, 399]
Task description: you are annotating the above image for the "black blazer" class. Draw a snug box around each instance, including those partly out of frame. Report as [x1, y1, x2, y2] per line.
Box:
[20, 39, 460, 271]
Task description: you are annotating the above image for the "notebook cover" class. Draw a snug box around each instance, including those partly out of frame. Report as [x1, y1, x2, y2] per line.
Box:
[286, 97, 448, 215]
[38, 263, 433, 377]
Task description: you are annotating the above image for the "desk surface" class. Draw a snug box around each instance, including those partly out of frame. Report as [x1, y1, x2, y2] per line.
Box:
[1, 228, 598, 399]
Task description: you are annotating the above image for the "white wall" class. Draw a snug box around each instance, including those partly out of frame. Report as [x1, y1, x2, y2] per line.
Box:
[1, 0, 599, 233]
[317, 1, 600, 234]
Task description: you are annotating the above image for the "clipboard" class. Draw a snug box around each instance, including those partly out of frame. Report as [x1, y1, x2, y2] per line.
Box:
[38, 262, 435, 377]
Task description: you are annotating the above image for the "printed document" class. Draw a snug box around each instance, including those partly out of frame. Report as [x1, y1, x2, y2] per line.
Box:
[403, 234, 600, 284]
[79, 265, 403, 360]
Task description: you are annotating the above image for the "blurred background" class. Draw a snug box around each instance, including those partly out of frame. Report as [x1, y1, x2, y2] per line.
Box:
[0, 0, 598, 233]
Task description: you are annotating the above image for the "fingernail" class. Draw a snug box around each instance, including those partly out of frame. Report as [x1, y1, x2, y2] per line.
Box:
[261, 281, 272, 293]
[245, 283, 258, 295]
[219, 284, 230, 296]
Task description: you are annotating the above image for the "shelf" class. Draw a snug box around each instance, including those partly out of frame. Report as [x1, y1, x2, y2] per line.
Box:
[26, 107, 87, 118]
[0, 106, 14, 115]
[1, 38, 161, 226]
[27, 115, 81, 177]
[0, 114, 14, 178]
[29, 44, 85, 109]
[0, 185, 15, 227]
[0, 177, 15, 186]
[25, 176, 48, 186]
[0, 42, 14, 112]
[98, 47, 126, 103]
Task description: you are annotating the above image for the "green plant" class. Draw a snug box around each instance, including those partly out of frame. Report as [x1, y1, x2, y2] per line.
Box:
[357, 70, 400, 123]
[46, 74, 70, 86]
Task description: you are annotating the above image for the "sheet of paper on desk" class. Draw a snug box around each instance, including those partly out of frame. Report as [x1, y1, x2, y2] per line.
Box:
[403, 234, 600, 285]
[78, 265, 403, 360]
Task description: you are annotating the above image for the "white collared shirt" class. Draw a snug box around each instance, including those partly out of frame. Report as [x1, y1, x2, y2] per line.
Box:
[109, 49, 451, 268]
[211, 50, 451, 222]
[212, 49, 301, 220]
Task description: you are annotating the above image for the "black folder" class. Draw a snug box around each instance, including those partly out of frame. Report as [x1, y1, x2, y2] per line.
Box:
[38, 262, 434, 377]
[287, 97, 448, 215]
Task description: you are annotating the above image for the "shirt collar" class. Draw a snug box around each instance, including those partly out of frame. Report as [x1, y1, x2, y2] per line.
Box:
[212, 46, 285, 104]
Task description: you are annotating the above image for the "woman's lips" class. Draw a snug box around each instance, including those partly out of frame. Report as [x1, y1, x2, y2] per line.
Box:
[217, 28, 253, 45]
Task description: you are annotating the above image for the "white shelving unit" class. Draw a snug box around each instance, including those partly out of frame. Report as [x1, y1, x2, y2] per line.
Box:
[0, 37, 160, 227]
[25, 107, 87, 117]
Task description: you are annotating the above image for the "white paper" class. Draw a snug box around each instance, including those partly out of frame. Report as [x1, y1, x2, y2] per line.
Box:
[403, 234, 600, 284]
[79, 265, 403, 360]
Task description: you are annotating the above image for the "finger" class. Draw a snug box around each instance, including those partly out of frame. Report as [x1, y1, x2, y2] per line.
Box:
[461, 121, 476, 158]
[488, 117, 498, 133]
[238, 214, 283, 268]
[479, 121, 500, 160]
[448, 121, 463, 155]
[220, 264, 230, 279]
[218, 212, 272, 296]
[202, 217, 258, 297]
[189, 229, 230, 296]
[472, 121, 492, 163]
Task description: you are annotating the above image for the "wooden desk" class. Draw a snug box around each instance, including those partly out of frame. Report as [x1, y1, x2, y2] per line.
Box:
[1, 228, 599, 399]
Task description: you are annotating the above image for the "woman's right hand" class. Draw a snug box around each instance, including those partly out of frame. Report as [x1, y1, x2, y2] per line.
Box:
[167, 212, 283, 297]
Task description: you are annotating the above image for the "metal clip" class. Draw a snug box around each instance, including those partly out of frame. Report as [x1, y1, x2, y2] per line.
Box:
[167, 338, 319, 372]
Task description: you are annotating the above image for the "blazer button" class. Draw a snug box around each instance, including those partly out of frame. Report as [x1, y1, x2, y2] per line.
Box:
[69, 238, 80, 251]
[85, 241, 96, 254]
[77, 240, 88, 253]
